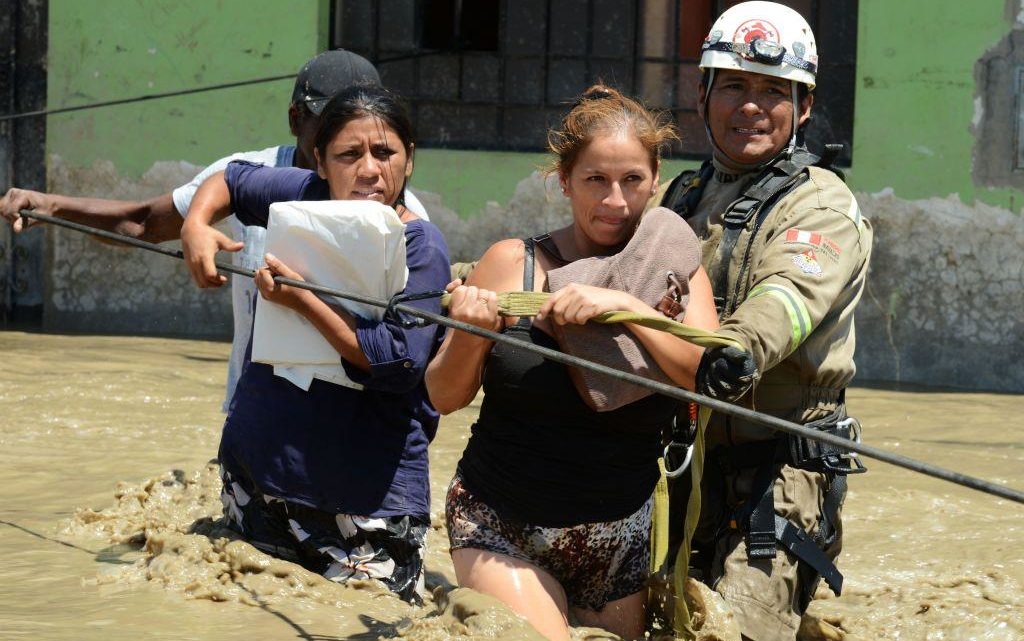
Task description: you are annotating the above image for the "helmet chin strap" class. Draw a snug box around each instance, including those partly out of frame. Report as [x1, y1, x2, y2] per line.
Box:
[701, 68, 724, 163]
[787, 79, 799, 154]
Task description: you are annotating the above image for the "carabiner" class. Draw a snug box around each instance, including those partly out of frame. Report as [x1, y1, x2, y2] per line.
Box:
[664, 442, 694, 479]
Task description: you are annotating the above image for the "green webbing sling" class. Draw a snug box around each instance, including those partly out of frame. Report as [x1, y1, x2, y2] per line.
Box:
[673, 405, 711, 639]
[651, 458, 671, 575]
[440, 290, 742, 351]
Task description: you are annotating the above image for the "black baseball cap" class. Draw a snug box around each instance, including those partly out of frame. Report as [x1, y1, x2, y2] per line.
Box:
[291, 49, 381, 115]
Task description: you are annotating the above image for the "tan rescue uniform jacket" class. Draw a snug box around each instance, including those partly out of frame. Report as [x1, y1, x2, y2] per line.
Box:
[687, 166, 872, 446]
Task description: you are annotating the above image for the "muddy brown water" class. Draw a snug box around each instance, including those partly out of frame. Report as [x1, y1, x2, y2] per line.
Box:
[1, 332, 1021, 640]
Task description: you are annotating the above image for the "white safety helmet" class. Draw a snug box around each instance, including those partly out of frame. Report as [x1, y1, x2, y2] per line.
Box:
[698, 1, 818, 163]
[700, 1, 817, 89]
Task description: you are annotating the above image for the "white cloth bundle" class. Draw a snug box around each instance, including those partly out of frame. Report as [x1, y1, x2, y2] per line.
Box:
[251, 200, 408, 391]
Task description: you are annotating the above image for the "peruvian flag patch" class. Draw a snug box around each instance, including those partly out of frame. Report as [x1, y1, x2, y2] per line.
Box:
[785, 229, 821, 245]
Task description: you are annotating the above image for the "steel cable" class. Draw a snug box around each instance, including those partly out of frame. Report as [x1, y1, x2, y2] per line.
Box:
[17, 209, 1024, 506]
[0, 51, 454, 123]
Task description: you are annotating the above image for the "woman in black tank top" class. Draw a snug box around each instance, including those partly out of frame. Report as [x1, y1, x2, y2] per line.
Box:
[425, 85, 720, 641]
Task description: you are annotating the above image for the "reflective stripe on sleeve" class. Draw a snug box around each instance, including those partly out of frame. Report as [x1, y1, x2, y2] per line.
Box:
[844, 197, 865, 232]
[748, 283, 812, 351]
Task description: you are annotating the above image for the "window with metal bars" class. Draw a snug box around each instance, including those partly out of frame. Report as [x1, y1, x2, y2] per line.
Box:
[329, 0, 856, 165]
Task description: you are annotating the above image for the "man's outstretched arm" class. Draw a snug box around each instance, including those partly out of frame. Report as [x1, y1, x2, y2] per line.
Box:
[0, 188, 183, 244]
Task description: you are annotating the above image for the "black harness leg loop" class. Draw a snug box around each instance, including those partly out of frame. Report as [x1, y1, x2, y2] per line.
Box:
[775, 514, 843, 595]
[745, 461, 780, 560]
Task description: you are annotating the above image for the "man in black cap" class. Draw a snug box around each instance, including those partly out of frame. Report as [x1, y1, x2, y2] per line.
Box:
[288, 48, 383, 170]
[0, 49, 427, 410]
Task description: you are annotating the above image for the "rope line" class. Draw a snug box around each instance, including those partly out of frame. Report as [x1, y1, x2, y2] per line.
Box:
[0, 73, 296, 123]
[17, 209, 1024, 506]
[0, 50, 457, 123]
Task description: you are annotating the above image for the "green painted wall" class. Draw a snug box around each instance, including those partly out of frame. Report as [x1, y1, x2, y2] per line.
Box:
[411, 149, 548, 218]
[847, 0, 1017, 208]
[46, 0, 326, 176]
[44, 1, 1022, 217]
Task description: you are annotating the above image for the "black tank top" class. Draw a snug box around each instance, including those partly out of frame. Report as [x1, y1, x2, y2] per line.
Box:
[457, 238, 676, 526]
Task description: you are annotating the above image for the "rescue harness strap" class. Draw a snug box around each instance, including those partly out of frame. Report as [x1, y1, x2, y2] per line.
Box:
[17, 209, 1024, 507]
[438, 289, 742, 349]
[722, 411, 861, 596]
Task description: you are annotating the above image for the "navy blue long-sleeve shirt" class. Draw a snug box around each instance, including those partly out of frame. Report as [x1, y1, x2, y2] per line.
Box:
[218, 160, 450, 518]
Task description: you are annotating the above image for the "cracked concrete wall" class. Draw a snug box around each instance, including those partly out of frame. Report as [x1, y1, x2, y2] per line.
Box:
[44, 157, 232, 336]
[855, 191, 1024, 392]
[851, 0, 1018, 209]
[37, 0, 325, 335]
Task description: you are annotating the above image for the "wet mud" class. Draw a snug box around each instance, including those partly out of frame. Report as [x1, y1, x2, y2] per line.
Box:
[1, 332, 1022, 640]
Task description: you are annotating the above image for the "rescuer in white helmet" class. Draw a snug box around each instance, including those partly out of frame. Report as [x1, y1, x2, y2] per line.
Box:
[660, 3, 873, 640]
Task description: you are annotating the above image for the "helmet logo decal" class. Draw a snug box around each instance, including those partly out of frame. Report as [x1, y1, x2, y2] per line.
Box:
[734, 19, 780, 45]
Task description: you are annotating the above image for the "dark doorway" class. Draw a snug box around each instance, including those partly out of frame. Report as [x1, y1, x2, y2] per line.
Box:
[0, 0, 48, 327]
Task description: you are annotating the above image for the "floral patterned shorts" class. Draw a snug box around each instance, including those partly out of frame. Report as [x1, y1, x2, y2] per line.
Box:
[220, 467, 428, 602]
[445, 472, 652, 611]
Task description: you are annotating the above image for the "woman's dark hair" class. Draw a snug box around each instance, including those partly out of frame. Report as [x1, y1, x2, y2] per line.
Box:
[314, 84, 416, 206]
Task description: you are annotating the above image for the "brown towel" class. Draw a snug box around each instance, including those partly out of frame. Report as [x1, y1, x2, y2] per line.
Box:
[546, 207, 702, 411]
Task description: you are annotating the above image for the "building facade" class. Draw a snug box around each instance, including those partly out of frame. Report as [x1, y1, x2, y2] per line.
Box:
[1, 0, 1022, 391]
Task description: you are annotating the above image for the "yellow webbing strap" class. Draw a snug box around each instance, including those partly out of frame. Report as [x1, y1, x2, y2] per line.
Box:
[591, 310, 741, 350]
[650, 458, 671, 575]
[440, 291, 743, 350]
[673, 405, 711, 639]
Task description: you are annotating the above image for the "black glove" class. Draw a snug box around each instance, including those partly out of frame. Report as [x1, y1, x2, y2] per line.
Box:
[696, 345, 757, 402]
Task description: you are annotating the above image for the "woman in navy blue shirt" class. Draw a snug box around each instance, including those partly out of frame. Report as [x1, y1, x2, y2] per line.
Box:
[179, 85, 450, 601]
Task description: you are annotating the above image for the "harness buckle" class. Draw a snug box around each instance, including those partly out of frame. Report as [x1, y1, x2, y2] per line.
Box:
[822, 417, 867, 475]
[747, 530, 777, 559]
[722, 198, 757, 226]
[656, 270, 685, 318]
[788, 413, 867, 476]
[664, 409, 698, 478]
